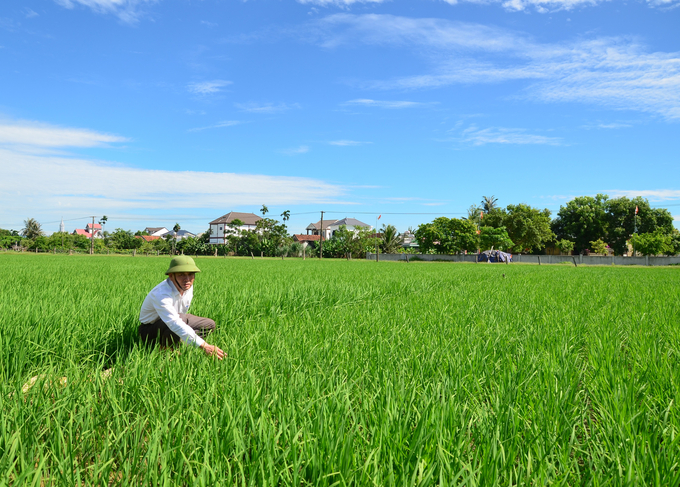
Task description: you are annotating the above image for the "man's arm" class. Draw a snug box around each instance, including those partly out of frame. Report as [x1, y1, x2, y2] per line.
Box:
[154, 295, 206, 347]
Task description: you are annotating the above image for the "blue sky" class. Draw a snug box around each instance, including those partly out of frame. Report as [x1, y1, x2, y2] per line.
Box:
[1, 0, 679, 235]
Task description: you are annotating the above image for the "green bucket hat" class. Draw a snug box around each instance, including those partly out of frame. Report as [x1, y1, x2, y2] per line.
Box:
[165, 256, 201, 275]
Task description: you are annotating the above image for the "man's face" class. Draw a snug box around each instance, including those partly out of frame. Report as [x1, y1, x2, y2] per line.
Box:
[170, 272, 195, 291]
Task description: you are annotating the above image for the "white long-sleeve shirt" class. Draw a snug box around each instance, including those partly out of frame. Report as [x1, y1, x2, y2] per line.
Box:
[139, 278, 205, 347]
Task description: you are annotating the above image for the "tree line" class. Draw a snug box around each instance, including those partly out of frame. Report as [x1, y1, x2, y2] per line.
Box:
[4, 195, 678, 257]
[414, 195, 679, 256]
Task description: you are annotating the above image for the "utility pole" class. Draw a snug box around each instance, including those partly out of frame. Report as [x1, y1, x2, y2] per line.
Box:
[90, 216, 96, 255]
[319, 211, 324, 259]
[633, 206, 638, 257]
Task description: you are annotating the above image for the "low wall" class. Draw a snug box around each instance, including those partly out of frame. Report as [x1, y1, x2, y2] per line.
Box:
[366, 253, 680, 266]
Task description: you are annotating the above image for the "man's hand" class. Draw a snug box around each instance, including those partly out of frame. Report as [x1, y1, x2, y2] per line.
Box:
[200, 343, 225, 360]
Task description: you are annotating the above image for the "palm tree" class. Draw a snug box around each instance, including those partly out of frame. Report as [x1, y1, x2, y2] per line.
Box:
[172, 223, 180, 254]
[481, 195, 499, 213]
[21, 218, 43, 239]
[99, 215, 109, 247]
[466, 205, 483, 225]
[260, 205, 269, 217]
[280, 210, 290, 223]
[380, 224, 401, 254]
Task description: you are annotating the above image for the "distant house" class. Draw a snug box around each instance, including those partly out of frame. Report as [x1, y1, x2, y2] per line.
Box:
[401, 230, 418, 249]
[293, 234, 321, 249]
[306, 220, 337, 240]
[73, 223, 103, 239]
[208, 212, 262, 245]
[145, 227, 169, 237]
[166, 230, 196, 241]
[135, 235, 161, 243]
[306, 217, 371, 239]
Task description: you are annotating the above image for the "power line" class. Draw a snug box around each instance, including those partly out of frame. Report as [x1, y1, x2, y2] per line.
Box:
[319, 211, 467, 215]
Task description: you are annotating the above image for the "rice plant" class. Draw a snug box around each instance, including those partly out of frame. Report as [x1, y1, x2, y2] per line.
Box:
[1, 253, 679, 485]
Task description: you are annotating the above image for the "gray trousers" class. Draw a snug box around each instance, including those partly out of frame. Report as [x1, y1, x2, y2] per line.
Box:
[139, 313, 215, 346]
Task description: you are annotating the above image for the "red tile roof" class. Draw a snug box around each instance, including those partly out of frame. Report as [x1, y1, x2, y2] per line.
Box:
[74, 229, 91, 236]
[293, 234, 321, 242]
[135, 235, 161, 242]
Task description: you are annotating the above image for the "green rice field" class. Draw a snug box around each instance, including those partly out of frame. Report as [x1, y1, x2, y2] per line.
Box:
[1, 253, 679, 485]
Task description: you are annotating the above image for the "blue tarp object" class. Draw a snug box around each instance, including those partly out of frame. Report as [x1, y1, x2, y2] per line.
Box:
[477, 250, 513, 263]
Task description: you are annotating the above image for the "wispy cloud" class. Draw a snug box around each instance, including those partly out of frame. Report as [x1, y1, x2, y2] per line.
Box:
[298, 0, 388, 7]
[538, 194, 577, 201]
[0, 119, 129, 148]
[315, 14, 680, 120]
[438, 0, 680, 12]
[0, 119, 346, 224]
[53, 0, 158, 24]
[235, 102, 300, 113]
[328, 140, 372, 146]
[582, 122, 634, 129]
[25, 8, 39, 18]
[606, 189, 680, 201]
[280, 145, 310, 155]
[187, 80, 232, 95]
[345, 99, 429, 109]
[459, 126, 562, 146]
[440, 0, 607, 13]
[188, 120, 243, 132]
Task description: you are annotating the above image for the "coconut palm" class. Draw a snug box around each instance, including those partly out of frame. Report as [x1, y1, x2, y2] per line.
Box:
[172, 223, 180, 254]
[466, 205, 483, 225]
[380, 224, 401, 254]
[21, 218, 44, 239]
[481, 195, 499, 213]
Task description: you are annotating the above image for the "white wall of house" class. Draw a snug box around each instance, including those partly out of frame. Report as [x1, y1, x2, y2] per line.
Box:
[209, 223, 258, 245]
[328, 223, 371, 237]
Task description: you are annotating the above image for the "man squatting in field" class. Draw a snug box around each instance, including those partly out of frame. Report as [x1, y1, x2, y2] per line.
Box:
[139, 256, 225, 359]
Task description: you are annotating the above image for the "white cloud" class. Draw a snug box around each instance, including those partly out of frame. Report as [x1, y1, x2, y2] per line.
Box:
[298, 0, 387, 6]
[581, 122, 633, 129]
[187, 121, 243, 132]
[328, 140, 372, 146]
[0, 120, 345, 224]
[460, 126, 562, 145]
[0, 120, 129, 148]
[345, 99, 427, 109]
[606, 189, 680, 201]
[53, 0, 157, 23]
[187, 80, 232, 95]
[25, 8, 39, 18]
[280, 145, 310, 155]
[438, 0, 680, 12]
[317, 14, 680, 120]
[235, 102, 300, 113]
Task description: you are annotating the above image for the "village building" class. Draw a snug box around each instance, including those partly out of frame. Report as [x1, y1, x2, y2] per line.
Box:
[305, 217, 371, 239]
[144, 227, 170, 237]
[73, 223, 103, 239]
[292, 234, 321, 249]
[135, 235, 161, 243]
[167, 229, 196, 241]
[208, 212, 262, 245]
